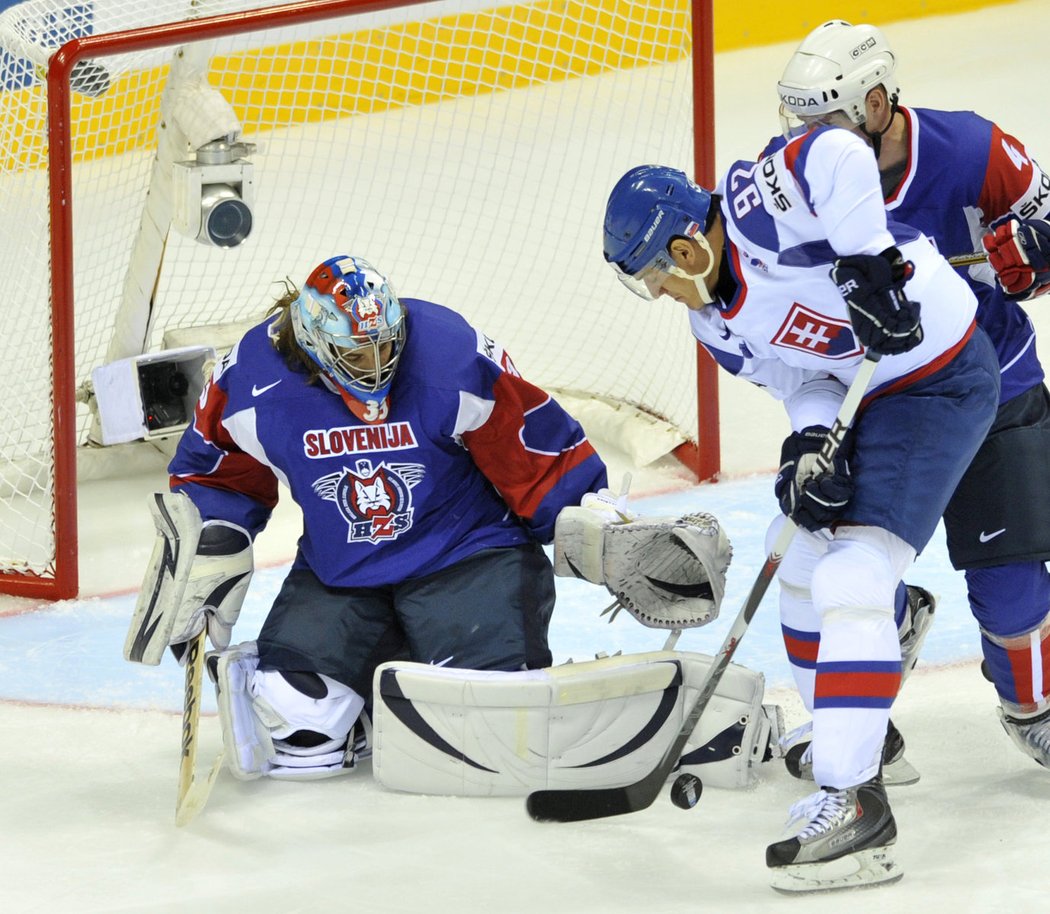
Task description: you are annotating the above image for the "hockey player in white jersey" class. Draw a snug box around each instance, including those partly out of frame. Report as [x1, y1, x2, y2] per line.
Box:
[603, 126, 1000, 891]
[770, 19, 1050, 778]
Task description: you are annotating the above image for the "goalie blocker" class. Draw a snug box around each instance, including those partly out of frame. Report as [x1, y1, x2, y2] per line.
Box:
[125, 492, 253, 665]
[372, 651, 782, 795]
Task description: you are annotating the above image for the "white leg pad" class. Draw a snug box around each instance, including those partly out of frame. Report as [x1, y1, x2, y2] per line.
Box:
[213, 642, 271, 780]
[125, 492, 203, 665]
[212, 642, 366, 780]
[676, 660, 780, 789]
[372, 650, 778, 796]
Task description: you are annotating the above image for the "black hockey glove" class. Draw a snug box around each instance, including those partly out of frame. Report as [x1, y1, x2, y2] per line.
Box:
[775, 426, 854, 532]
[832, 246, 923, 355]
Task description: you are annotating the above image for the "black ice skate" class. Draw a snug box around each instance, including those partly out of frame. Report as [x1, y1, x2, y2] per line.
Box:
[766, 778, 902, 893]
[782, 719, 920, 786]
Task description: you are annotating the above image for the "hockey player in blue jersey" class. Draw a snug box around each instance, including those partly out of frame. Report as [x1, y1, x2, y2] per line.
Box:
[125, 254, 614, 781]
[603, 127, 999, 889]
[771, 20, 1050, 777]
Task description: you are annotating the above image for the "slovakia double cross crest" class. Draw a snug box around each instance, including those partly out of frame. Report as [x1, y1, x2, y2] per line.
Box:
[313, 459, 425, 543]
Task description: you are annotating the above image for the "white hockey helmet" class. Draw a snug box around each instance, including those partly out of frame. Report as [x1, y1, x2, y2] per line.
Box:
[777, 20, 899, 136]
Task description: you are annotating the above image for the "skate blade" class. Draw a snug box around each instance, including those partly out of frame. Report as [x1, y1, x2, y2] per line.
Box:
[770, 846, 903, 894]
[882, 754, 921, 786]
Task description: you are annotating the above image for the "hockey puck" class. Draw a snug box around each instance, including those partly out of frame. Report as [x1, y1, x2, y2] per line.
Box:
[669, 772, 703, 809]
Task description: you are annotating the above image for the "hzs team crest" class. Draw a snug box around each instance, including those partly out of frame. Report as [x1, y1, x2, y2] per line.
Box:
[312, 459, 425, 543]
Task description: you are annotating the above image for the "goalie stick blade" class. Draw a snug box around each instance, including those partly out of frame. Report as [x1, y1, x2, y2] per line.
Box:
[176, 751, 225, 826]
[175, 751, 225, 827]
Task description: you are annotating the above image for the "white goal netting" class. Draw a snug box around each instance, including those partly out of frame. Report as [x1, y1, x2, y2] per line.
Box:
[0, 0, 701, 593]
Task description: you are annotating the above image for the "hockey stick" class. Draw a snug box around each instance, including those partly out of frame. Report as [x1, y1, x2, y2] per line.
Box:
[947, 251, 987, 267]
[526, 353, 882, 822]
[175, 629, 223, 826]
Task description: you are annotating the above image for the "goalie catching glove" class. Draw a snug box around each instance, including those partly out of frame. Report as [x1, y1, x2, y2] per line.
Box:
[124, 492, 254, 666]
[554, 508, 732, 629]
[579, 483, 636, 524]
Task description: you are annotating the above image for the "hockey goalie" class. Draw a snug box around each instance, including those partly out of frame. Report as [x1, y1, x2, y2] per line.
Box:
[123, 253, 780, 796]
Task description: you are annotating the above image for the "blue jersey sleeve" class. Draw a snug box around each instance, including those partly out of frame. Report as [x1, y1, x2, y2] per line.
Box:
[168, 336, 279, 536]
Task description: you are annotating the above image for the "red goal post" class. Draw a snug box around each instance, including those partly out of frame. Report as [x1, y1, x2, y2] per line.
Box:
[1, 0, 716, 599]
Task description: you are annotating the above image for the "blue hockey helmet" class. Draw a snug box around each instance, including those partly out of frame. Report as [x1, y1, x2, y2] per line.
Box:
[603, 165, 714, 299]
[291, 255, 405, 402]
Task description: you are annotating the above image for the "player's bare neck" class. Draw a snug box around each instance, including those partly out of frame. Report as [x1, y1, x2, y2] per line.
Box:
[877, 111, 909, 174]
[708, 216, 727, 282]
[711, 218, 736, 304]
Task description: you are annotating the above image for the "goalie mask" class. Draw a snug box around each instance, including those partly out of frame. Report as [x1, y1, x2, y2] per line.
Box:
[777, 20, 900, 143]
[604, 165, 717, 305]
[291, 255, 406, 404]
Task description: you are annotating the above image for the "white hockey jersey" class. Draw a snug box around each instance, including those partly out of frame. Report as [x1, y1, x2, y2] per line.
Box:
[695, 127, 979, 430]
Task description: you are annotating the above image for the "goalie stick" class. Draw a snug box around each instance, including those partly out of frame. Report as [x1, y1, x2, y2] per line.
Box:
[175, 629, 224, 826]
[526, 353, 881, 822]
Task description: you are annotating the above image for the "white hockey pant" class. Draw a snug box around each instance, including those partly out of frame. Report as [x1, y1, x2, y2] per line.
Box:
[770, 517, 915, 788]
[213, 641, 367, 780]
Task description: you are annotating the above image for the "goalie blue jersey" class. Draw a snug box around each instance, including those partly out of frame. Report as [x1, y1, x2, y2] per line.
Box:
[763, 107, 1050, 403]
[169, 300, 607, 588]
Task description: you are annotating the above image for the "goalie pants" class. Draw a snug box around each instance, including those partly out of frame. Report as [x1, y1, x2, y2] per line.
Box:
[257, 543, 556, 698]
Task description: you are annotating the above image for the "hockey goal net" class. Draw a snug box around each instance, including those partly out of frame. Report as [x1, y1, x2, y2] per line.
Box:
[0, 0, 714, 598]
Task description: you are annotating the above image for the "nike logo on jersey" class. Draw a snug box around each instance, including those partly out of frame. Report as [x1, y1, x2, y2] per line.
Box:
[252, 380, 282, 397]
[979, 528, 1006, 543]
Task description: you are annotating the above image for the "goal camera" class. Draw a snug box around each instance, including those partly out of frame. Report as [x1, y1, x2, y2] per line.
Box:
[89, 346, 217, 445]
[172, 138, 255, 248]
[138, 360, 191, 432]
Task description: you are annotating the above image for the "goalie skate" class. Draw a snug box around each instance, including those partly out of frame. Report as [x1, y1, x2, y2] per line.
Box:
[767, 779, 902, 894]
